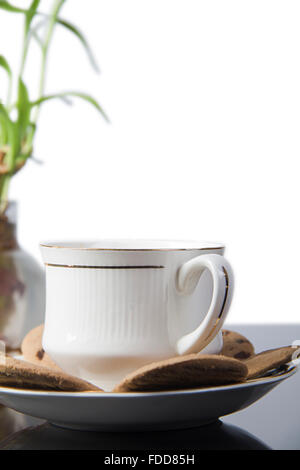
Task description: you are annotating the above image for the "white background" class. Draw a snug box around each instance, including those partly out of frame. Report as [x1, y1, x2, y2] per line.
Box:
[1, 0, 300, 324]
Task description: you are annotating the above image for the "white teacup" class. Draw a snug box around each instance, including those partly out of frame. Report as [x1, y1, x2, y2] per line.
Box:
[40, 240, 234, 390]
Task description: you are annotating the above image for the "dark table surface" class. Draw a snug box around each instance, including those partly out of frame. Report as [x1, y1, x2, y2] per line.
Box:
[0, 324, 299, 450]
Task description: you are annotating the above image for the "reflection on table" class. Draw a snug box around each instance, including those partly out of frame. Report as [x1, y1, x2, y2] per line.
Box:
[0, 408, 270, 450]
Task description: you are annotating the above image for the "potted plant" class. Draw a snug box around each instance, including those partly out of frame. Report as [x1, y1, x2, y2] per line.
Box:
[0, 0, 107, 350]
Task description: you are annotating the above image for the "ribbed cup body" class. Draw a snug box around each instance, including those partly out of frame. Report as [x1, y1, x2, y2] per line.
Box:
[41, 242, 225, 390]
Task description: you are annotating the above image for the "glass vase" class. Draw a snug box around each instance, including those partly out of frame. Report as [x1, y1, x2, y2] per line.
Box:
[0, 201, 45, 351]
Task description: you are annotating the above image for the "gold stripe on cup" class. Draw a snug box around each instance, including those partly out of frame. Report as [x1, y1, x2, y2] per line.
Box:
[44, 263, 165, 269]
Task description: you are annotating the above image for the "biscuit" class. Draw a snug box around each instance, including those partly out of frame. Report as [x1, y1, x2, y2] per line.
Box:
[245, 346, 300, 380]
[0, 356, 101, 392]
[21, 325, 61, 371]
[113, 354, 248, 392]
[221, 329, 255, 360]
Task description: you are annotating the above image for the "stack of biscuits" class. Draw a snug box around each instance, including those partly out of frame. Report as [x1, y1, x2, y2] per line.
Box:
[0, 325, 298, 393]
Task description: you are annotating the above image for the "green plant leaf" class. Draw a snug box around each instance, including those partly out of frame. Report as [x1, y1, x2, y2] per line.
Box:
[0, 104, 19, 171]
[0, 1, 26, 13]
[31, 91, 109, 122]
[36, 13, 99, 72]
[0, 115, 8, 145]
[55, 18, 99, 72]
[0, 104, 12, 147]
[0, 55, 12, 106]
[0, 55, 11, 78]
[22, 122, 36, 152]
[25, 0, 41, 35]
[16, 79, 31, 142]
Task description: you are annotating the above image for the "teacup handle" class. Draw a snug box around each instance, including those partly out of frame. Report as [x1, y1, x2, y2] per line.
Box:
[176, 254, 234, 355]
